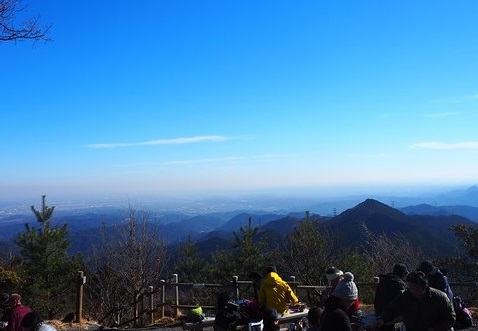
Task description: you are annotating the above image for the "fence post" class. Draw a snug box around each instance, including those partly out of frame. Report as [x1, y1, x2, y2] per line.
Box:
[233, 276, 239, 299]
[173, 274, 179, 317]
[289, 276, 297, 296]
[149, 285, 154, 325]
[161, 279, 166, 318]
[116, 303, 121, 325]
[75, 271, 85, 323]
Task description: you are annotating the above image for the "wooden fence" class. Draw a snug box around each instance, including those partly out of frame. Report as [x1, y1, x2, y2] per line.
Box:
[79, 273, 478, 328]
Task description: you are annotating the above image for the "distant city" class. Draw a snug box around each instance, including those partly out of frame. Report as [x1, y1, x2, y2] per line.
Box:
[2, 183, 478, 219]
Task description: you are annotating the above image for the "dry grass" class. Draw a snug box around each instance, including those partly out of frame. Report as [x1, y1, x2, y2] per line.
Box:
[46, 320, 97, 331]
[46, 305, 478, 330]
[46, 316, 181, 331]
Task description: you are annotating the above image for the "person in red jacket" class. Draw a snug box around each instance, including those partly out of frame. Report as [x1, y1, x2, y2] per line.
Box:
[6, 294, 31, 331]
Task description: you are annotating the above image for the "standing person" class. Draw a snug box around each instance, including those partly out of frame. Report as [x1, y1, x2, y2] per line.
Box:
[320, 272, 358, 331]
[6, 294, 31, 331]
[0, 294, 10, 330]
[373, 263, 408, 331]
[248, 271, 263, 302]
[372, 271, 455, 331]
[258, 266, 299, 315]
[21, 311, 57, 331]
[262, 308, 281, 331]
[325, 267, 360, 319]
[417, 261, 454, 302]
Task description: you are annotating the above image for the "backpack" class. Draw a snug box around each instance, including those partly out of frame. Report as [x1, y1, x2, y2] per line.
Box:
[186, 306, 205, 323]
[453, 296, 473, 329]
[214, 294, 256, 331]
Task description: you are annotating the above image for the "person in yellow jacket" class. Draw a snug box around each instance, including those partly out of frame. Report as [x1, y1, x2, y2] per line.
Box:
[258, 266, 299, 315]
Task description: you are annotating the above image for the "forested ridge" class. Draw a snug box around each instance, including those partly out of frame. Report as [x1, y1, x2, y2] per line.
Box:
[1, 195, 478, 328]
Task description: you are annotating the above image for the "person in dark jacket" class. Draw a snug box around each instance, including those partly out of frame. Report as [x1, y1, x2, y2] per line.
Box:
[305, 306, 322, 331]
[262, 308, 280, 331]
[0, 293, 10, 329]
[320, 272, 358, 331]
[373, 271, 455, 331]
[417, 261, 454, 302]
[21, 311, 57, 331]
[249, 271, 263, 302]
[373, 263, 408, 331]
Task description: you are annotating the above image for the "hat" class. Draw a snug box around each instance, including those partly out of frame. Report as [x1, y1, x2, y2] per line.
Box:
[265, 265, 277, 274]
[332, 272, 358, 300]
[417, 261, 435, 275]
[393, 263, 409, 278]
[406, 271, 428, 288]
[8, 293, 21, 305]
[326, 267, 344, 282]
[0, 293, 9, 305]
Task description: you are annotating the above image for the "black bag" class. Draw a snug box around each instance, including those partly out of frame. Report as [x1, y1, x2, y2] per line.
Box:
[453, 296, 473, 330]
[214, 294, 251, 330]
[215, 296, 262, 331]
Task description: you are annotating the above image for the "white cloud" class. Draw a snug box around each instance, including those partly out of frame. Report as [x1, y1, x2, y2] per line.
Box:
[85, 135, 230, 149]
[410, 141, 478, 150]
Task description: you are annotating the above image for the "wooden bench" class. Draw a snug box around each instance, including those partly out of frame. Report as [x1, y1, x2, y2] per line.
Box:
[182, 317, 216, 331]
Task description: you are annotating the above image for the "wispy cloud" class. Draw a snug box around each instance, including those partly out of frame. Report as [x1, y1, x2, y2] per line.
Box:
[109, 153, 308, 168]
[424, 112, 457, 118]
[163, 156, 244, 165]
[85, 135, 231, 149]
[430, 94, 478, 104]
[410, 141, 478, 150]
[345, 153, 387, 159]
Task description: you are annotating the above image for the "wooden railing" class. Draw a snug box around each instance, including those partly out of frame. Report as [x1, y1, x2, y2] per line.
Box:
[95, 274, 478, 328]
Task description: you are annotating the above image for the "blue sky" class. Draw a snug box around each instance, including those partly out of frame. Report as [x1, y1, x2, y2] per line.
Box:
[2, 0, 478, 201]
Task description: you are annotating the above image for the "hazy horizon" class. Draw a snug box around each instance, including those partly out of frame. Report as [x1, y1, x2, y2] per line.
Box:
[2, 182, 476, 217]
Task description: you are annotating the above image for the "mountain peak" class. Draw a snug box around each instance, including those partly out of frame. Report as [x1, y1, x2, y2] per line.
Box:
[357, 198, 390, 209]
[339, 198, 405, 219]
[330, 198, 409, 234]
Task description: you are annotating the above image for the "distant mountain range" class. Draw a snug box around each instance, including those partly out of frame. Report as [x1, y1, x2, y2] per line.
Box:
[190, 199, 476, 257]
[1, 185, 478, 258]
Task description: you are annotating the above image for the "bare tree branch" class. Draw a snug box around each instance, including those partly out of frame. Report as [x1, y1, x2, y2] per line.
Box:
[0, 0, 51, 44]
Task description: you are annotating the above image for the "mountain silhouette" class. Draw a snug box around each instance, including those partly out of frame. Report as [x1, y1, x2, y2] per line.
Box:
[2, 197, 476, 259]
[323, 199, 473, 256]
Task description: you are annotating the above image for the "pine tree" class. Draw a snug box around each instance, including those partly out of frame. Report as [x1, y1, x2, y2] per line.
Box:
[175, 236, 208, 283]
[209, 216, 269, 289]
[16, 195, 82, 319]
[278, 212, 334, 284]
[231, 216, 268, 278]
